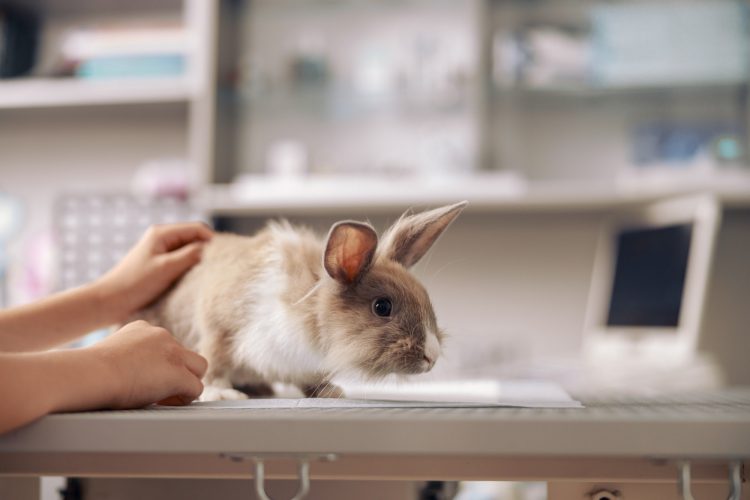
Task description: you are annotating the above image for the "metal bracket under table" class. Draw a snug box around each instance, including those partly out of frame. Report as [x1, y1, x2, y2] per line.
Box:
[220, 452, 338, 500]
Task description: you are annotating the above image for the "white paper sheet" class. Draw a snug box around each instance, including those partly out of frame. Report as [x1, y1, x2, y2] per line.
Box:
[175, 380, 582, 410]
[339, 379, 580, 407]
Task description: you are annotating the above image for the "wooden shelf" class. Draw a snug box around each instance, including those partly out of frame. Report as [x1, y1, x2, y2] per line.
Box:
[0, 77, 194, 109]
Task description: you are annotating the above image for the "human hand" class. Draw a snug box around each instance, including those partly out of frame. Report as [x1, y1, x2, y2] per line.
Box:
[89, 320, 207, 409]
[0, 320, 206, 433]
[95, 222, 212, 323]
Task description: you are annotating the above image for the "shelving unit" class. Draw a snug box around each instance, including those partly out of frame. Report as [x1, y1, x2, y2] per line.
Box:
[4, 0, 750, 218]
[189, 0, 750, 212]
[4, 0, 749, 216]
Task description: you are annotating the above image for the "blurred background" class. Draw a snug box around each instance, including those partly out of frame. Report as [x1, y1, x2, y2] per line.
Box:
[2, 0, 750, 499]
[2, 0, 750, 386]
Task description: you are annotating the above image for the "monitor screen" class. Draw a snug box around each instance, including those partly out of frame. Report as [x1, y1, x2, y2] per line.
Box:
[606, 224, 693, 328]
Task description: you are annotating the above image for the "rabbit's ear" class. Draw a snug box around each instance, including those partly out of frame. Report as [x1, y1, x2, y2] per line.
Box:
[380, 201, 468, 268]
[324, 221, 378, 285]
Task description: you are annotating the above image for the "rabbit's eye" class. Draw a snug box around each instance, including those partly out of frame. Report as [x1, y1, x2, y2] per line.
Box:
[372, 297, 392, 317]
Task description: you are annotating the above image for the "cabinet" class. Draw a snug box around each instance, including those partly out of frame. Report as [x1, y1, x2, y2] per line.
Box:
[482, 0, 750, 182]
[199, 0, 750, 214]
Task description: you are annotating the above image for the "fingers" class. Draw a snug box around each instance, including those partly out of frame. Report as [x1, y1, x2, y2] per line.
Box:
[157, 370, 204, 406]
[149, 222, 213, 253]
[178, 367, 205, 401]
[157, 395, 191, 406]
[158, 241, 205, 279]
[160, 330, 205, 402]
[185, 370, 204, 399]
[120, 321, 206, 378]
[182, 349, 208, 379]
[100, 320, 207, 408]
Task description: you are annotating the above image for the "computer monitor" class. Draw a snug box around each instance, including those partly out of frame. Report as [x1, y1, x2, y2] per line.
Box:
[583, 195, 720, 364]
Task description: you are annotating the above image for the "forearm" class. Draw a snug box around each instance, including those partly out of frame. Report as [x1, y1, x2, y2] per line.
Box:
[0, 223, 209, 353]
[0, 349, 115, 435]
[0, 282, 121, 352]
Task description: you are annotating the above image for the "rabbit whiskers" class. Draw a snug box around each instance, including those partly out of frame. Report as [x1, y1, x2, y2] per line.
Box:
[292, 280, 323, 306]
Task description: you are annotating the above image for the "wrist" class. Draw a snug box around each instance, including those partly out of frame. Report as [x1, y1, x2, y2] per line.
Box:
[81, 345, 123, 409]
[45, 348, 120, 414]
[87, 278, 128, 326]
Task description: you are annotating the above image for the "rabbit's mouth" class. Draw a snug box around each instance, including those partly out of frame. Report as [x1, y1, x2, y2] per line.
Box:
[408, 330, 441, 373]
[395, 354, 435, 375]
[363, 351, 431, 377]
[386, 350, 437, 375]
[363, 330, 441, 376]
[421, 353, 436, 371]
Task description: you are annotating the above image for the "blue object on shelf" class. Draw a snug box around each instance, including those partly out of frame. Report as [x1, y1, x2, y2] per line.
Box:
[76, 54, 185, 79]
[632, 122, 745, 167]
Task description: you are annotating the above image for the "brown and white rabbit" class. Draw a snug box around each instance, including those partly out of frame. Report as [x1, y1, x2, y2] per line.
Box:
[136, 201, 467, 401]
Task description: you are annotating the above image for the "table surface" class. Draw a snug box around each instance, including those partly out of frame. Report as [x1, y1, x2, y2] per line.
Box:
[2, 388, 749, 459]
[2, 390, 750, 499]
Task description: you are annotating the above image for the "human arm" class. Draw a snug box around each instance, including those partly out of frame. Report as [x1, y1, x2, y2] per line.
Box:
[0, 320, 207, 435]
[0, 222, 212, 352]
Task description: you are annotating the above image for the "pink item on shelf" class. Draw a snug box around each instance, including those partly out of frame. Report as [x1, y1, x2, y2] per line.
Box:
[23, 231, 58, 302]
[131, 159, 192, 200]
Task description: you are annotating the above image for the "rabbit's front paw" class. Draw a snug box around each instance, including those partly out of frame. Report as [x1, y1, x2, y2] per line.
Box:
[200, 386, 249, 401]
[233, 382, 275, 398]
[300, 382, 345, 398]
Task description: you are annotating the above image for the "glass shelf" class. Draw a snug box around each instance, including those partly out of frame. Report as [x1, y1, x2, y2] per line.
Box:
[493, 81, 749, 100]
[230, 84, 472, 120]
[200, 171, 750, 216]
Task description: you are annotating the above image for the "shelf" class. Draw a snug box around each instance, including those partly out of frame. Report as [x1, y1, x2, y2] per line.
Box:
[198, 174, 750, 216]
[202, 174, 521, 215]
[493, 81, 748, 100]
[8, 0, 182, 16]
[200, 173, 750, 216]
[232, 85, 472, 120]
[0, 77, 194, 109]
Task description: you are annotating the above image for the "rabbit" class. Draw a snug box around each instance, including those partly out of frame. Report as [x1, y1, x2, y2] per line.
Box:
[135, 201, 468, 401]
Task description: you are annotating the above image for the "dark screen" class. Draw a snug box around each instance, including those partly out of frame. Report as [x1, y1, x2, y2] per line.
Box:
[606, 224, 693, 328]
